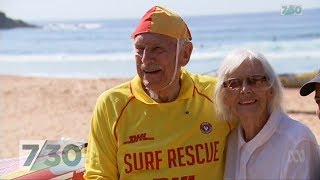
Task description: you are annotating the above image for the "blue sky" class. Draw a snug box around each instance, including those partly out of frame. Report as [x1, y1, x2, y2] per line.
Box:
[0, 0, 319, 20]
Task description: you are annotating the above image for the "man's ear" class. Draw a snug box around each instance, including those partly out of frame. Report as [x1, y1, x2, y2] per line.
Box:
[180, 42, 193, 67]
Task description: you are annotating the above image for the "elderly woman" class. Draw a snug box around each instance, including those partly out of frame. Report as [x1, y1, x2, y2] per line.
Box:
[214, 49, 320, 179]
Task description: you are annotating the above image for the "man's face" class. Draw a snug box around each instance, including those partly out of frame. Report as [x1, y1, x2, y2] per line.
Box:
[315, 83, 320, 119]
[134, 33, 179, 91]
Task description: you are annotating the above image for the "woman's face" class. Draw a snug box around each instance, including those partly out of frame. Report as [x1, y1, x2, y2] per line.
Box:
[223, 60, 274, 120]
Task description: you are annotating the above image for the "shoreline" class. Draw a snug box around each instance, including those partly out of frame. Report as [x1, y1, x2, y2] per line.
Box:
[1, 75, 319, 158]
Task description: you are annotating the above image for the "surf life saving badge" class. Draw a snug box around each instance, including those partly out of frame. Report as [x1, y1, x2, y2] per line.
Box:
[200, 122, 212, 134]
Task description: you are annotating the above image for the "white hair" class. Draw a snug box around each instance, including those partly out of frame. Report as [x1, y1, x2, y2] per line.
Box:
[214, 48, 284, 121]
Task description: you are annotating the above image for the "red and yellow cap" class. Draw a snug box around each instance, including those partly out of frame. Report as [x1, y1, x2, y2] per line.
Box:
[131, 6, 192, 40]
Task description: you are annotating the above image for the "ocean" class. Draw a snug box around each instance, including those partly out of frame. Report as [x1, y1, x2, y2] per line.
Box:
[0, 9, 319, 78]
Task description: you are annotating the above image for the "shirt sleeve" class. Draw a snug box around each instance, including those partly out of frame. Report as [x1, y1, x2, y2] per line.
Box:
[282, 139, 320, 179]
[84, 96, 119, 180]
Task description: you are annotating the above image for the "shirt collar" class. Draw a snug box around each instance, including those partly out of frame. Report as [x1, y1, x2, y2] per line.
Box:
[237, 109, 282, 152]
[130, 69, 194, 104]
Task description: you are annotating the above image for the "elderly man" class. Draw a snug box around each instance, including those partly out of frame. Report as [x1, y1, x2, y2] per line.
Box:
[300, 73, 320, 119]
[84, 6, 232, 179]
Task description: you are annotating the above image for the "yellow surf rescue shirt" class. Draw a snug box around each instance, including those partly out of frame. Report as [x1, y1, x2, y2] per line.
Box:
[85, 70, 233, 180]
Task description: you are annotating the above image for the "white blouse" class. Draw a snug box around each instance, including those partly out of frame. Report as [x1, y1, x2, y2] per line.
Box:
[224, 110, 320, 180]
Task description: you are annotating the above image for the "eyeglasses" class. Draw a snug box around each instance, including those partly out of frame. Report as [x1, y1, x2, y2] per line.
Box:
[223, 75, 270, 91]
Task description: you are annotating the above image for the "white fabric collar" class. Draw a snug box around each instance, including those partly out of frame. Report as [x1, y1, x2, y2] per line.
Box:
[237, 109, 282, 153]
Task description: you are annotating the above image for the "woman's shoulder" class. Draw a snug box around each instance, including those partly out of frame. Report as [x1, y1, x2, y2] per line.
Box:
[227, 126, 239, 145]
[277, 113, 317, 144]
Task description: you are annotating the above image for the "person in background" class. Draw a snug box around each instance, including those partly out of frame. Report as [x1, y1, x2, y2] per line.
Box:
[214, 49, 320, 179]
[84, 6, 233, 179]
[300, 72, 320, 119]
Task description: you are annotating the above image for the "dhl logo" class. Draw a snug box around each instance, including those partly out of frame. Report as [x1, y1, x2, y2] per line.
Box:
[154, 175, 195, 180]
[124, 133, 154, 144]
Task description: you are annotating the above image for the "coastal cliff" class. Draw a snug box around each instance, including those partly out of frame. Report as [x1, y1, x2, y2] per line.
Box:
[0, 11, 38, 29]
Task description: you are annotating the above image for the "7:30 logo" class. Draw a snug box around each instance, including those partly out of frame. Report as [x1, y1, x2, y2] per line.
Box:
[281, 5, 302, 15]
[19, 140, 85, 170]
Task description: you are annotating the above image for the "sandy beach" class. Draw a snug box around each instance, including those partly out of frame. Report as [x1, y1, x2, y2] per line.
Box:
[1, 75, 319, 158]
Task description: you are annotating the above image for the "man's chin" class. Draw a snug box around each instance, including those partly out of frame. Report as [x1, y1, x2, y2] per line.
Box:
[317, 109, 320, 120]
[142, 79, 161, 88]
[142, 80, 161, 91]
[144, 85, 161, 92]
